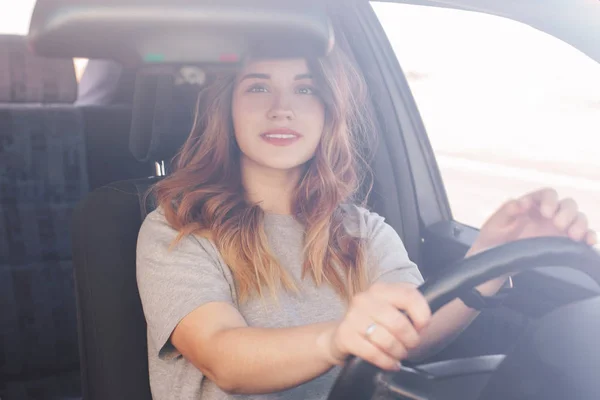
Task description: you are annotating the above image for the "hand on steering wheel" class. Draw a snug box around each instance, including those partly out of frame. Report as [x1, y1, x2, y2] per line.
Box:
[319, 282, 431, 371]
[471, 188, 597, 256]
[328, 237, 600, 400]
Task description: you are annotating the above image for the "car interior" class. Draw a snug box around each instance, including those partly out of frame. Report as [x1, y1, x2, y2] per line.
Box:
[1, 0, 600, 399]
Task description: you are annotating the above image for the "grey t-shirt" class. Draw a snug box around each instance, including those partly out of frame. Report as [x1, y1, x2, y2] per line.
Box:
[136, 205, 424, 400]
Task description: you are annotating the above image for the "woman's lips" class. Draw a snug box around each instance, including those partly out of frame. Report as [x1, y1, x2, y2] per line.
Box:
[260, 128, 302, 147]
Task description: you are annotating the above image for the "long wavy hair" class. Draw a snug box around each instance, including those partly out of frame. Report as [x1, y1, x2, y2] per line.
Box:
[153, 45, 375, 303]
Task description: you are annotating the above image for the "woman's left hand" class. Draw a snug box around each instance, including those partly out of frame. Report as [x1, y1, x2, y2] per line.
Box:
[469, 188, 597, 256]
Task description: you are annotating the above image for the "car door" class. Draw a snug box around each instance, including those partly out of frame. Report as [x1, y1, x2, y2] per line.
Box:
[350, 0, 600, 361]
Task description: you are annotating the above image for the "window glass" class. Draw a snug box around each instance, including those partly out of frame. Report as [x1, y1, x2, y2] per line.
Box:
[372, 2, 600, 234]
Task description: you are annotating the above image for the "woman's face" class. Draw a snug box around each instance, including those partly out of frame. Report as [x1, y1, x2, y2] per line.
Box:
[232, 58, 325, 171]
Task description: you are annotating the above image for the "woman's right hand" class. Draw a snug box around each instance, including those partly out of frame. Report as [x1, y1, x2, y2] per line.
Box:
[319, 282, 432, 371]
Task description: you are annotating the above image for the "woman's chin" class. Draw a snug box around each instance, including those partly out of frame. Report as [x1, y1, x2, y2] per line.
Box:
[243, 155, 313, 173]
[260, 161, 308, 172]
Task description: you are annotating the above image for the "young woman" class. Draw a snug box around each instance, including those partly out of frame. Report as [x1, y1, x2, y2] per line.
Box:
[136, 46, 596, 400]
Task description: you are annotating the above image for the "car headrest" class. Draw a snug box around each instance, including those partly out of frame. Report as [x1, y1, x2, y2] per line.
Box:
[129, 67, 207, 163]
[76, 59, 136, 106]
[0, 35, 77, 103]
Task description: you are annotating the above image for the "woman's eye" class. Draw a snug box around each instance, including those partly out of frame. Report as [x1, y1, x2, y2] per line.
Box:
[247, 85, 269, 93]
[296, 86, 317, 95]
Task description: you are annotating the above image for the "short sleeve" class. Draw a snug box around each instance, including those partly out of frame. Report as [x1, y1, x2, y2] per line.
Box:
[343, 205, 424, 286]
[136, 209, 236, 360]
[367, 212, 424, 286]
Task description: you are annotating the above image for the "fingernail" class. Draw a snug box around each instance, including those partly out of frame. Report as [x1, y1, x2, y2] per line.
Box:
[394, 361, 402, 370]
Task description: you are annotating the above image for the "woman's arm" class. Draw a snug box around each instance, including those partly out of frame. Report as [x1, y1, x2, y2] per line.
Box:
[172, 283, 432, 395]
[172, 302, 338, 394]
[406, 277, 506, 361]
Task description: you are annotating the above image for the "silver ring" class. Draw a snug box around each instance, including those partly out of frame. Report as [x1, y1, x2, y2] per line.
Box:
[365, 323, 377, 338]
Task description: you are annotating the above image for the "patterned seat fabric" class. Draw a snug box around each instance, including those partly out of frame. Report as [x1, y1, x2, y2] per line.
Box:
[0, 35, 85, 400]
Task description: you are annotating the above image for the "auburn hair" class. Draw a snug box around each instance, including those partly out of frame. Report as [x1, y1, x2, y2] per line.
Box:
[153, 45, 375, 303]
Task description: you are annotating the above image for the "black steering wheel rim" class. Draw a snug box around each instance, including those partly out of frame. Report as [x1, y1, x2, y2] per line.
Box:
[420, 236, 600, 313]
[328, 237, 600, 400]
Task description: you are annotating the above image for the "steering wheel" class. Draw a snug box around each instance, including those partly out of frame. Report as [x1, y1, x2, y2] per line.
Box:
[327, 237, 600, 400]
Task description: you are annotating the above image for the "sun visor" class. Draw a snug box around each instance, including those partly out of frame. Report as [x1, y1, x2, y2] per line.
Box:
[28, 0, 335, 66]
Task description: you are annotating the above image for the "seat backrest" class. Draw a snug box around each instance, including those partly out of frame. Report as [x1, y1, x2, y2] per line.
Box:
[80, 105, 155, 191]
[0, 35, 84, 399]
[74, 58, 155, 190]
[72, 178, 159, 400]
[72, 68, 204, 400]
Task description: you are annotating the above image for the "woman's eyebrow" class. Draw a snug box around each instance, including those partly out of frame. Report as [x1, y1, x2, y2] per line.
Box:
[295, 73, 312, 80]
[239, 72, 312, 82]
[240, 73, 270, 82]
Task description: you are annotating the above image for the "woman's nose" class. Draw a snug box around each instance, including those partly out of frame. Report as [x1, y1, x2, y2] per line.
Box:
[267, 94, 295, 120]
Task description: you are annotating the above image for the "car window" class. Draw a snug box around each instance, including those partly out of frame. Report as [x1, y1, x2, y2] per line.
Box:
[372, 2, 600, 234]
[0, 0, 36, 35]
[0, 0, 89, 80]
